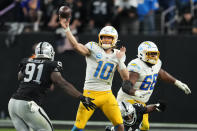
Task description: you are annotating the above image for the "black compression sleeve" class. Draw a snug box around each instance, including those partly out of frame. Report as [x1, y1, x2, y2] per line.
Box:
[122, 80, 133, 95]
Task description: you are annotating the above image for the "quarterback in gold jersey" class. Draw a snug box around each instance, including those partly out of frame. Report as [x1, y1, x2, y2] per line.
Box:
[117, 41, 191, 131]
[60, 16, 131, 131]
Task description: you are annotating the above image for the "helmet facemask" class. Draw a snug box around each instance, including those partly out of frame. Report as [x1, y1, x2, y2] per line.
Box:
[143, 50, 160, 65]
[99, 35, 116, 49]
[123, 112, 135, 125]
[98, 26, 118, 49]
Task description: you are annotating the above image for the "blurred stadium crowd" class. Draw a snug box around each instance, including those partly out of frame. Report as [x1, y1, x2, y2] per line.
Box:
[0, 0, 197, 36]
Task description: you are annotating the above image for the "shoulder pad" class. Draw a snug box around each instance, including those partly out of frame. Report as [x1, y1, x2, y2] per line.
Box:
[57, 61, 62, 68]
[85, 41, 98, 50]
[45, 60, 63, 72]
[54, 61, 63, 72]
[127, 59, 141, 72]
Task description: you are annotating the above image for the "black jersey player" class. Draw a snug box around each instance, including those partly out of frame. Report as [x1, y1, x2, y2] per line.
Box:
[105, 101, 166, 131]
[8, 42, 96, 131]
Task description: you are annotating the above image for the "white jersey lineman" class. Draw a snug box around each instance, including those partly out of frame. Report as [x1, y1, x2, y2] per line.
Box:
[84, 41, 125, 91]
[117, 58, 162, 103]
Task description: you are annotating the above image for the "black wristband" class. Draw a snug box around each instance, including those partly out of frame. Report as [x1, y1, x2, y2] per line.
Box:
[122, 80, 133, 94]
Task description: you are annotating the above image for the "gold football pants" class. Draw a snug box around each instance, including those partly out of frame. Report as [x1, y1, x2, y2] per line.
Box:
[74, 90, 123, 129]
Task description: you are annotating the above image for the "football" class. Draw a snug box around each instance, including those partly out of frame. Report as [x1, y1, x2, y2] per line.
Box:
[59, 6, 71, 19]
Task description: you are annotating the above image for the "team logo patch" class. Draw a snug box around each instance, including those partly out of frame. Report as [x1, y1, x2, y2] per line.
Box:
[96, 53, 102, 59]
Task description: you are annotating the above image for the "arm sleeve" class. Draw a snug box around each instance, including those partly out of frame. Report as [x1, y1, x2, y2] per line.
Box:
[115, 49, 126, 63]
[120, 54, 126, 63]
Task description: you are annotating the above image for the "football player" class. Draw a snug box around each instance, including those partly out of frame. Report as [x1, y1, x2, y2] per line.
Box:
[59, 17, 134, 131]
[117, 41, 191, 130]
[105, 100, 166, 131]
[8, 42, 96, 131]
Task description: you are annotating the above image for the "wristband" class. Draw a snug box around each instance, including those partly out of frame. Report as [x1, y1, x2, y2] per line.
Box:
[63, 27, 70, 32]
[119, 61, 126, 70]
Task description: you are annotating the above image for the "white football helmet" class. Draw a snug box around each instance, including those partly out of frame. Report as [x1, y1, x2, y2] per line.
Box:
[35, 42, 55, 61]
[138, 41, 160, 65]
[119, 101, 137, 126]
[98, 26, 118, 49]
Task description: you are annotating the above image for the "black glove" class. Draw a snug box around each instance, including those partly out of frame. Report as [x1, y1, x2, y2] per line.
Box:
[155, 100, 167, 112]
[79, 95, 96, 111]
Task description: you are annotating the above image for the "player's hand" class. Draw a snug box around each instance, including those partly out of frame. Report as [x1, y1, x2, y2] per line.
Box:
[116, 46, 126, 60]
[134, 90, 148, 98]
[79, 95, 96, 111]
[155, 100, 167, 112]
[59, 16, 70, 29]
[175, 80, 191, 95]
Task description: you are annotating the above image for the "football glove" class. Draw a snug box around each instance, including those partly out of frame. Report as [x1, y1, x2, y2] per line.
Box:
[155, 100, 167, 112]
[175, 80, 191, 95]
[79, 95, 96, 111]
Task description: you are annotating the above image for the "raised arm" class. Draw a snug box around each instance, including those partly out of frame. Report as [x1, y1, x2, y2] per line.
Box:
[158, 68, 191, 94]
[51, 71, 96, 110]
[59, 17, 90, 56]
[116, 47, 129, 80]
[116, 47, 147, 97]
[117, 67, 129, 81]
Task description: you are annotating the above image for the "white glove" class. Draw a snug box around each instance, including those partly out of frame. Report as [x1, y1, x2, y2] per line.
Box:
[175, 80, 191, 95]
[134, 90, 148, 98]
